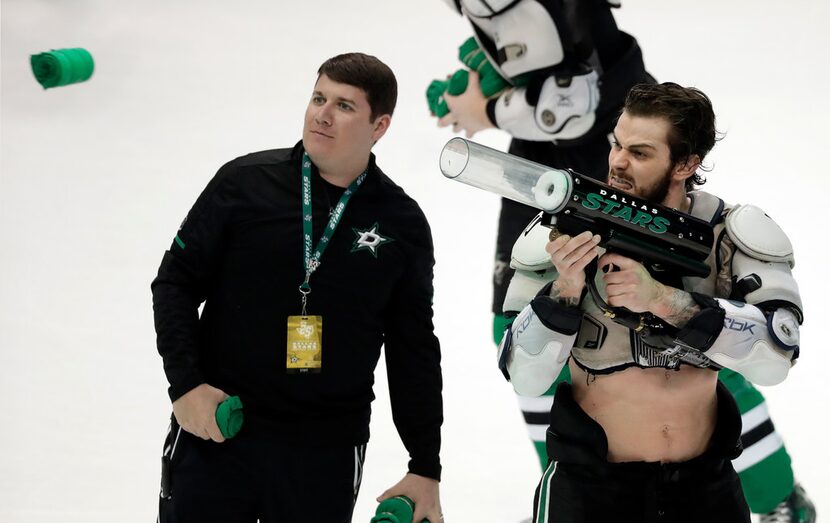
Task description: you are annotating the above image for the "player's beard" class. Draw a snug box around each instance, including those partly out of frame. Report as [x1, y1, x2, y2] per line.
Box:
[609, 165, 673, 204]
[640, 166, 672, 204]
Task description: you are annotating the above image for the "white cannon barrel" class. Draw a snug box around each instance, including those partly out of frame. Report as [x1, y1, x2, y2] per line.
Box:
[439, 137, 572, 213]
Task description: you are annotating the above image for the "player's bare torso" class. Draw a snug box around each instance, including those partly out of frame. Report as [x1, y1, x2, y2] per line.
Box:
[570, 361, 719, 463]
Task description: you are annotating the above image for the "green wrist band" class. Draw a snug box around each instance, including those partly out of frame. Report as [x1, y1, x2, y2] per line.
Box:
[480, 73, 509, 98]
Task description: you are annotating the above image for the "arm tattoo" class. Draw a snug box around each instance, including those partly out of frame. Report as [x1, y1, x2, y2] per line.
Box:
[715, 234, 736, 298]
[661, 288, 700, 327]
[549, 281, 582, 308]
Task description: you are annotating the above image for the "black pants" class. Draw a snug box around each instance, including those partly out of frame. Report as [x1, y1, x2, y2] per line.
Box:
[532, 382, 750, 523]
[158, 417, 367, 523]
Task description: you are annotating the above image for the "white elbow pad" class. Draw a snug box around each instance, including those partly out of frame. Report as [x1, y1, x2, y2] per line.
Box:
[706, 299, 798, 386]
[498, 295, 581, 396]
[493, 70, 600, 141]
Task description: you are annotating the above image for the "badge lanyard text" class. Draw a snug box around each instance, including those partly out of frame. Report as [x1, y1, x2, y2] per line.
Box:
[300, 152, 366, 315]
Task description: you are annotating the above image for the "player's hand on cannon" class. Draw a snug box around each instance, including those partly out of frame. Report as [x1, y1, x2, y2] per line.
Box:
[546, 230, 601, 299]
[599, 252, 667, 313]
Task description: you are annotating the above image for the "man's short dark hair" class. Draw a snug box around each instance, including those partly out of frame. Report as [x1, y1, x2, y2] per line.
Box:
[318, 53, 397, 121]
[623, 82, 719, 189]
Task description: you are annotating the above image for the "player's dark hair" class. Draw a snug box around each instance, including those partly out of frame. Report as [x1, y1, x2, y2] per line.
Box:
[624, 82, 721, 189]
[318, 53, 397, 121]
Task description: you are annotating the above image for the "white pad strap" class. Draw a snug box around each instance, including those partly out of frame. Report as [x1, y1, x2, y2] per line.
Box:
[461, 0, 521, 17]
[510, 211, 554, 271]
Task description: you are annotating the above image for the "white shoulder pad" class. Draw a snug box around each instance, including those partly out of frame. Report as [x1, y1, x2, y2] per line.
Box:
[726, 205, 795, 268]
[510, 212, 554, 271]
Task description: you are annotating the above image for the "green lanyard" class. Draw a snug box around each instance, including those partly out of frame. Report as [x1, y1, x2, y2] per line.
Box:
[299, 152, 367, 315]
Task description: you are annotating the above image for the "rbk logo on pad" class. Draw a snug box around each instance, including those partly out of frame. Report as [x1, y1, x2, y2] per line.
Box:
[351, 223, 392, 257]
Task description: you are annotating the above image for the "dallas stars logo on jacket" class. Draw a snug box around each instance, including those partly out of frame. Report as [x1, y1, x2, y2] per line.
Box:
[351, 223, 392, 257]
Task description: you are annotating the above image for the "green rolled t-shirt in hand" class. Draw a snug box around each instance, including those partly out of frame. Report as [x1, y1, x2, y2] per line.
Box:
[371, 496, 429, 523]
[215, 395, 244, 439]
[426, 37, 509, 118]
[457, 36, 488, 72]
[426, 68, 508, 118]
[30, 48, 94, 89]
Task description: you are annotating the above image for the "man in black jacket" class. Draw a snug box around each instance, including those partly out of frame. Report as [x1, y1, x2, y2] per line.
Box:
[152, 52, 443, 523]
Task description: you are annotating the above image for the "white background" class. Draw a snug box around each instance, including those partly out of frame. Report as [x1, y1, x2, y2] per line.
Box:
[1, 1, 828, 521]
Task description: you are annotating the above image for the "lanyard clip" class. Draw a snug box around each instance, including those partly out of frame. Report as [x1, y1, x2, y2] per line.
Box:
[300, 261, 318, 294]
[299, 272, 312, 316]
[299, 271, 312, 295]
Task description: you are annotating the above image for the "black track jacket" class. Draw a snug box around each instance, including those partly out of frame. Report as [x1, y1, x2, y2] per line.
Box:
[152, 142, 443, 480]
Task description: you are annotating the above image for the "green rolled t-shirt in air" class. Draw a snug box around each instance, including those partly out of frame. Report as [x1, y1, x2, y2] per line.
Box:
[30, 48, 94, 89]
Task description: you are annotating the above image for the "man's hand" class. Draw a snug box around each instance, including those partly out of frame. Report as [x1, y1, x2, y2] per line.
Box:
[546, 231, 601, 299]
[437, 71, 493, 138]
[599, 252, 667, 313]
[377, 473, 442, 523]
[172, 383, 228, 443]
